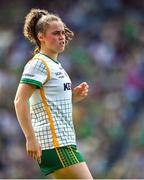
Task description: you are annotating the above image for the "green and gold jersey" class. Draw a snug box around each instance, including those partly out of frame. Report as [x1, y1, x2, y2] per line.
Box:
[20, 53, 76, 150]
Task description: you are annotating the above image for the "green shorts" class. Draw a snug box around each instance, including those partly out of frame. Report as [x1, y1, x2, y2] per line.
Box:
[38, 145, 85, 176]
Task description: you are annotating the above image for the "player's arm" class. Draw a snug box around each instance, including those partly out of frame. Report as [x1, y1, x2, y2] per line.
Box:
[72, 82, 89, 103]
[14, 84, 41, 163]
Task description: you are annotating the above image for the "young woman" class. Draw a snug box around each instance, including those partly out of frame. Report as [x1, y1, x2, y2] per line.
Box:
[14, 8, 93, 179]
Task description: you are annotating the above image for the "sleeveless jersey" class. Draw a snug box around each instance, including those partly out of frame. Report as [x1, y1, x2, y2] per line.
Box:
[20, 53, 76, 150]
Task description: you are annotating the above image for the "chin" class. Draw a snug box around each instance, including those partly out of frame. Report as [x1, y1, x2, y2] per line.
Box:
[58, 48, 65, 53]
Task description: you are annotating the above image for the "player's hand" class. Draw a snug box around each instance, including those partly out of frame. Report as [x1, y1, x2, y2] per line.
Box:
[72, 82, 89, 103]
[26, 137, 42, 164]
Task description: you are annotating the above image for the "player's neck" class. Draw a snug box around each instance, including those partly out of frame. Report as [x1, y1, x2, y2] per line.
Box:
[40, 47, 58, 61]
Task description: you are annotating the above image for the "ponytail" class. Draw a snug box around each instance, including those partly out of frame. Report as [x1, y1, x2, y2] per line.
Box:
[23, 9, 48, 54]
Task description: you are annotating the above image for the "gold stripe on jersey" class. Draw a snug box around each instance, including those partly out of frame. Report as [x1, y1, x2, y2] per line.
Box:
[33, 54, 50, 84]
[39, 87, 60, 148]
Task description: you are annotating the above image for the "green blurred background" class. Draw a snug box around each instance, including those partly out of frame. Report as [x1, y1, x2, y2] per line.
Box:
[1, 0, 144, 178]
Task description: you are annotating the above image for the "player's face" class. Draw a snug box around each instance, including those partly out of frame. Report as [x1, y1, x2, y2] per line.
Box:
[41, 20, 66, 54]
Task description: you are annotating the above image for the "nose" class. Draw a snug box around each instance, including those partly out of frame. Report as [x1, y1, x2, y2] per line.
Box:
[59, 32, 65, 40]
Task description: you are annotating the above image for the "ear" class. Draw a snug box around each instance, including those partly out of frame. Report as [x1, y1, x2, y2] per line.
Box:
[37, 32, 44, 42]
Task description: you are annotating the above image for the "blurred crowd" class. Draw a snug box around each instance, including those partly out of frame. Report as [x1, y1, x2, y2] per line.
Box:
[1, 0, 144, 178]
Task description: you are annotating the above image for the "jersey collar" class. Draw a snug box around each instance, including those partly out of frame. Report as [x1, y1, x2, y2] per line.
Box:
[39, 52, 59, 64]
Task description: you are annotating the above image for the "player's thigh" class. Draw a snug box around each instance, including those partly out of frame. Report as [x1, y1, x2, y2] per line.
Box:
[52, 162, 93, 179]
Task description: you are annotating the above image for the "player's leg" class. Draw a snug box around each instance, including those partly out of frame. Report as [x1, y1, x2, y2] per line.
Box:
[52, 162, 93, 179]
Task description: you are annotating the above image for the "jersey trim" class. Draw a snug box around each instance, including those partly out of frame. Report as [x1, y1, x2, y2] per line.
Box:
[20, 78, 42, 88]
[39, 87, 60, 148]
[39, 52, 59, 64]
[33, 55, 51, 85]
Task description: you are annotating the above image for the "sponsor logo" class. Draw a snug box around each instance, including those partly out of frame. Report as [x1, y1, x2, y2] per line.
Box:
[55, 72, 63, 76]
[55, 72, 65, 79]
[64, 83, 71, 91]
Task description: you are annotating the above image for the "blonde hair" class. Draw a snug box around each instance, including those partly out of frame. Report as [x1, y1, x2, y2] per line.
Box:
[23, 8, 74, 54]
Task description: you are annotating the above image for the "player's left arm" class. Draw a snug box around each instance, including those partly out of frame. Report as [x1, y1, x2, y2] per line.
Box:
[72, 82, 89, 103]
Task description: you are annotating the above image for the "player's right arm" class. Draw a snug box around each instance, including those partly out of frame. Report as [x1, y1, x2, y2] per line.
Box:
[14, 84, 41, 163]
